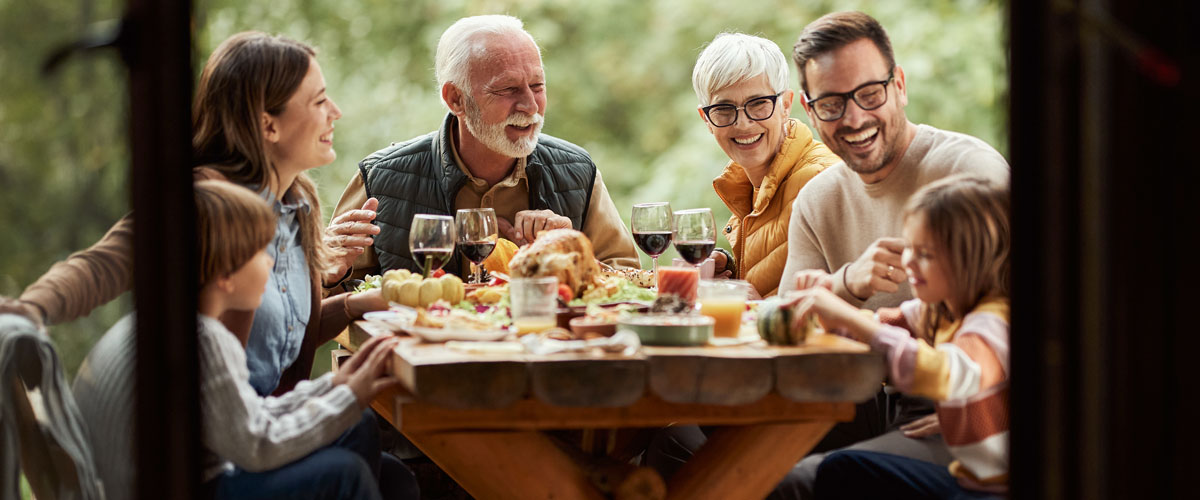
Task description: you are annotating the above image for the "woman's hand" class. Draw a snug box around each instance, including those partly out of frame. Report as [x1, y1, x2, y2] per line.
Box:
[332, 334, 402, 407]
[0, 297, 45, 331]
[324, 197, 381, 285]
[900, 414, 942, 438]
[345, 289, 388, 318]
[709, 251, 733, 279]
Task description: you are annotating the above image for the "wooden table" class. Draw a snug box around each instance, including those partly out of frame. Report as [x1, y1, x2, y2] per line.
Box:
[336, 320, 885, 500]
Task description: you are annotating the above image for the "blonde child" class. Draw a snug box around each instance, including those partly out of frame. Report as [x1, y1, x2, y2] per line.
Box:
[73, 181, 414, 500]
[787, 175, 1009, 499]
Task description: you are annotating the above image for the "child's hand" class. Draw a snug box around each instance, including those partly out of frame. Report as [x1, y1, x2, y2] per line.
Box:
[332, 334, 402, 407]
[793, 270, 834, 291]
[900, 414, 942, 438]
[785, 287, 878, 342]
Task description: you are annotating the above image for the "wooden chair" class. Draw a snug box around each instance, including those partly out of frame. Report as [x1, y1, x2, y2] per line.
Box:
[0, 313, 103, 500]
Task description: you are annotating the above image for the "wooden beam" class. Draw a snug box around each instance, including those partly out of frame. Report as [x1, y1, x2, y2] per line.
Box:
[666, 421, 836, 500]
[404, 429, 606, 500]
[393, 393, 852, 432]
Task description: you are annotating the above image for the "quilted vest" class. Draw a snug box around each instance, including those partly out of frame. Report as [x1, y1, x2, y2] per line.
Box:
[359, 113, 596, 276]
[713, 119, 840, 297]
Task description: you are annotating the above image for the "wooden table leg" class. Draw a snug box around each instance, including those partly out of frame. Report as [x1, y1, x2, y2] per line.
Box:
[666, 421, 836, 500]
[404, 429, 606, 500]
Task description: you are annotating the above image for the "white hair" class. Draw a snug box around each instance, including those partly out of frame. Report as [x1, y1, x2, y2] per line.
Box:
[435, 15, 539, 103]
[692, 33, 789, 107]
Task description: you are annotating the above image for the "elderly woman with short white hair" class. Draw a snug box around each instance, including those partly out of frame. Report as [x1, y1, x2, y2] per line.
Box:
[695, 32, 840, 297]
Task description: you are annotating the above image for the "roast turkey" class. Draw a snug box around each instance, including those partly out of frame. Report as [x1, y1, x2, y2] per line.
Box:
[508, 228, 601, 296]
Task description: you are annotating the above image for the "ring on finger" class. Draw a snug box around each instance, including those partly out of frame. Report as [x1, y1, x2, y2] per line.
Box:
[887, 265, 895, 279]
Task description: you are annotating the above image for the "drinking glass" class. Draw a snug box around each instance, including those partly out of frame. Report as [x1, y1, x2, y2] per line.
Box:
[510, 276, 559, 336]
[672, 208, 716, 267]
[631, 202, 673, 274]
[698, 280, 752, 338]
[456, 208, 499, 283]
[409, 214, 455, 278]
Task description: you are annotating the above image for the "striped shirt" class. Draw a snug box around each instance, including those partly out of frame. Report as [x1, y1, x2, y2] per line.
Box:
[871, 297, 1010, 491]
[73, 313, 362, 496]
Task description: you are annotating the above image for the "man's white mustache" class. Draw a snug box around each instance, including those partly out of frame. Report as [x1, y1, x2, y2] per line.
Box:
[506, 113, 543, 127]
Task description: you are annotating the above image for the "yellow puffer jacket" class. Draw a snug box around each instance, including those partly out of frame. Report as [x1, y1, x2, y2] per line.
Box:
[713, 119, 839, 297]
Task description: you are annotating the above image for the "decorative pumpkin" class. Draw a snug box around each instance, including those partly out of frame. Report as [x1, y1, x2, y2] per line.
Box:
[756, 297, 815, 345]
[381, 269, 466, 307]
[477, 238, 519, 276]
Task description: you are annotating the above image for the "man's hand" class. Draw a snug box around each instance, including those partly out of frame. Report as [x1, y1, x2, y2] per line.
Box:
[500, 209, 571, 245]
[331, 334, 402, 407]
[793, 269, 834, 291]
[900, 414, 942, 438]
[0, 297, 45, 331]
[324, 198, 381, 285]
[843, 237, 906, 300]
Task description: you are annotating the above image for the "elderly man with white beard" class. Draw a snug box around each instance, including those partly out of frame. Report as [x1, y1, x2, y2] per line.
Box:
[330, 15, 638, 281]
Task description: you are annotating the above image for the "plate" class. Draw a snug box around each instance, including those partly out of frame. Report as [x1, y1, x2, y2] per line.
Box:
[363, 308, 417, 330]
[404, 324, 514, 343]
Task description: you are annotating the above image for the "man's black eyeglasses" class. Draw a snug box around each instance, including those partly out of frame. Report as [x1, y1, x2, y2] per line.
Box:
[701, 93, 782, 128]
[803, 72, 894, 122]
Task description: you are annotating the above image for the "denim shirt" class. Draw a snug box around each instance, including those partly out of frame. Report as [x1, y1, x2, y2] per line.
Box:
[245, 189, 312, 395]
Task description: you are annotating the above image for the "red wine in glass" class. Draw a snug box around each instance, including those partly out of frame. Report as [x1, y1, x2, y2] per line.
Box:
[459, 241, 497, 265]
[632, 202, 672, 274]
[455, 208, 499, 283]
[672, 208, 716, 268]
[411, 248, 454, 272]
[633, 231, 672, 257]
[674, 240, 715, 265]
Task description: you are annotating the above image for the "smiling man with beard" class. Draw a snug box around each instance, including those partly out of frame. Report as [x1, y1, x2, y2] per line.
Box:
[331, 15, 638, 279]
[767, 12, 1010, 500]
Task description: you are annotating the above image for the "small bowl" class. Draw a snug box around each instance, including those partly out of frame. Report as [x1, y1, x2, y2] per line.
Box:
[569, 316, 618, 337]
[618, 314, 714, 346]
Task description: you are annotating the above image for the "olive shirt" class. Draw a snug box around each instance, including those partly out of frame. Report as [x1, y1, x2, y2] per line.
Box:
[334, 133, 640, 276]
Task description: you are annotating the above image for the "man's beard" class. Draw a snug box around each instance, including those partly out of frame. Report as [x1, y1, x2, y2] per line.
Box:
[462, 95, 543, 158]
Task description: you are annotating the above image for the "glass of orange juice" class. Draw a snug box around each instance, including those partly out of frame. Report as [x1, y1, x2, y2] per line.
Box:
[698, 280, 751, 338]
[510, 276, 559, 336]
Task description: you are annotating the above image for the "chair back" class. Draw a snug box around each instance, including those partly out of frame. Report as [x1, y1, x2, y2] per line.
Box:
[0, 313, 104, 500]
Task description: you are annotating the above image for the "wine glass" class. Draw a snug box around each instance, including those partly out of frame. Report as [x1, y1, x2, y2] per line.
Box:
[631, 202, 673, 274]
[456, 208, 499, 284]
[672, 208, 716, 267]
[409, 214, 455, 278]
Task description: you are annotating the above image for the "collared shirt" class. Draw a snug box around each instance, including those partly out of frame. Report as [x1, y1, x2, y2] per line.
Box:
[245, 188, 312, 396]
[335, 132, 640, 275]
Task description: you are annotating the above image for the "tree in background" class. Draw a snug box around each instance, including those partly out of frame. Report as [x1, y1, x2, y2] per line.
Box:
[0, 0, 1005, 378]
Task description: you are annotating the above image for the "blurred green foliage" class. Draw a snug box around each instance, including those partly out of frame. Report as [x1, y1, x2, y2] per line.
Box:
[1, 0, 1005, 379]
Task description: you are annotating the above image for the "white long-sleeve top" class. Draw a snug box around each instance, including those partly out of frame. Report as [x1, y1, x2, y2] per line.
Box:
[74, 312, 362, 497]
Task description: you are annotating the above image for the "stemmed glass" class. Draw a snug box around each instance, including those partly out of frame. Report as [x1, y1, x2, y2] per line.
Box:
[455, 208, 499, 284]
[672, 208, 716, 267]
[631, 202, 673, 274]
[409, 214, 455, 278]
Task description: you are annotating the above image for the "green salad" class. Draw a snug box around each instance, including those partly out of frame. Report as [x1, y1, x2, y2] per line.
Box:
[568, 279, 656, 306]
[354, 274, 382, 293]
